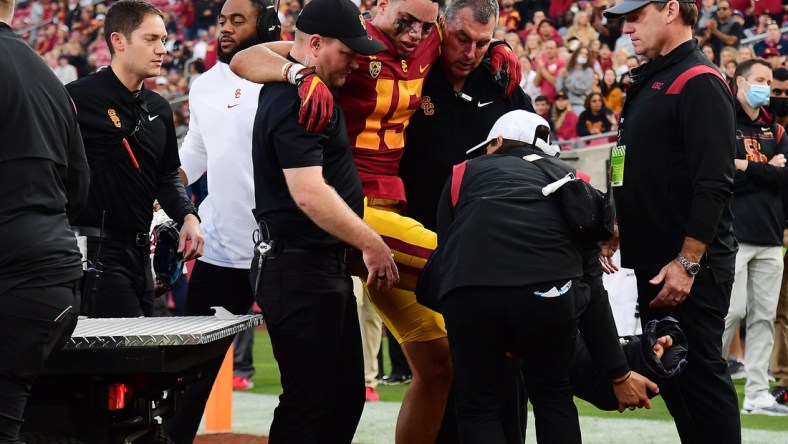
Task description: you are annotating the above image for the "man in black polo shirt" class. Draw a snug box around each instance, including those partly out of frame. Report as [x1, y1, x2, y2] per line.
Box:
[250, 0, 396, 441]
[67, 0, 202, 318]
[0, 0, 89, 440]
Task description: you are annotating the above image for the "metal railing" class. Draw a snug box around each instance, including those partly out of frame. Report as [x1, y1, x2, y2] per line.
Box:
[555, 131, 617, 150]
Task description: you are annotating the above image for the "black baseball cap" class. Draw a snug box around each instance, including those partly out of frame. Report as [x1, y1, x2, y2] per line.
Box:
[296, 0, 386, 56]
[604, 0, 696, 19]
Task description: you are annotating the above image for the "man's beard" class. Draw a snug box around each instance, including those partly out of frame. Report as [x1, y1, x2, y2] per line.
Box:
[218, 36, 260, 65]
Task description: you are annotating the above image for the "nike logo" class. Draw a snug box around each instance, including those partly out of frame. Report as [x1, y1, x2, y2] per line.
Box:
[477, 101, 493, 108]
[227, 104, 240, 109]
[148, 115, 159, 121]
[419, 64, 430, 73]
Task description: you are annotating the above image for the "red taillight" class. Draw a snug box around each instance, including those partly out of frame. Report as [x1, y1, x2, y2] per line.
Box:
[108, 383, 130, 411]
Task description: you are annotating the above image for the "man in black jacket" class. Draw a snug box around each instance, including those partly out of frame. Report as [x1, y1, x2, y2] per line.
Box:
[0, 0, 89, 441]
[436, 110, 656, 443]
[67, 0, 203, 318]
[603, 1, 740, 442]
[721, 58, 788, 415]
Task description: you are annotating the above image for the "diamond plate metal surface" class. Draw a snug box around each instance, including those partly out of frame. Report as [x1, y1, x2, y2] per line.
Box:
[65, 315, 263, 349]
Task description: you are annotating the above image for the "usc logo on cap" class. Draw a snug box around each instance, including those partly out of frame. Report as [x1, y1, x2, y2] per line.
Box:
[359, 14, 366, 30]
[107, 109, 121, 128]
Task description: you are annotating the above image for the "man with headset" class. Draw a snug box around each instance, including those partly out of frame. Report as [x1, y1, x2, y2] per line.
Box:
[162, 0, 282, 442]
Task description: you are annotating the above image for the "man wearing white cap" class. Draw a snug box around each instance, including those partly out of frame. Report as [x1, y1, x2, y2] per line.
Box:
[433, 110, 588, 443]
[600, 1, 740, 442]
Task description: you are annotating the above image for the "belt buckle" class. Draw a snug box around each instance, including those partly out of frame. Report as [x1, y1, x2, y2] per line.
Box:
[136, 232, 150, 247]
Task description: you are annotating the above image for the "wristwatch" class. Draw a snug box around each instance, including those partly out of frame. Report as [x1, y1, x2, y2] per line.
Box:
[676, 253, 701, 277]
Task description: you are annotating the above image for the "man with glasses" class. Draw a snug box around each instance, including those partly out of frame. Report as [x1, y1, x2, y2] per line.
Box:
[67, 0, 203, 318]
[698, 0, 744, 57]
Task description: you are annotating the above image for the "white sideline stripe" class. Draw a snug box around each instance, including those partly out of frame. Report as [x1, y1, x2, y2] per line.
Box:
[197, 392, 786, 444]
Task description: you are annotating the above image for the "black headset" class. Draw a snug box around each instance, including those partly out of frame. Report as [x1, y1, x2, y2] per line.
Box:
[255, 0, 282, 43]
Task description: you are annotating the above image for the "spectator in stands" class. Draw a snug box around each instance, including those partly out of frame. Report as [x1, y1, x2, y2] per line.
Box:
[754, 20, 788, 57]
[600, 67, 623, 115]
[498, 0, 520, 32]
[550, 90, 579, 141]
[53, 53, 77, 83]
[702, 43, 716, 63]
[613, 47, 631, 80]
[523, 31, 541, 59]
[739, 44, 755, 61]
[533, 94, 551, 122]
[535, 18, 564, 45]
[725, 60, 738, 89]
[504, 30, 523, 54]
[590, 0, 622, 49]
[566, 10, 598, 46]
[764, 46, 784, 68]
[696, 0, 717, 31]
[558, 44, 595, 115]
[719, 45, 738, 70]
[752, 0, 783, 24]
[746, 12, 774, 38]
[721, 58, 788, 416]
[533, 38, 565, 102]
[699, 0, 744, 56]
[597, 42, 614, 73]
[192, 28, 209, 59]
[519, 53, 540, 103]
[576, 91, 616, 139]
[176, 0, 196, 40]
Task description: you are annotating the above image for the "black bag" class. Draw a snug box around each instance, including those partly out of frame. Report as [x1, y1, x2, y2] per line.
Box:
[525, 154, 615, 242]
[415, 249, 442, 312]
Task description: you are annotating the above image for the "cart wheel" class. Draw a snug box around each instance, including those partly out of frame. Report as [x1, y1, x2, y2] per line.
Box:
[19, 432, 86, 444]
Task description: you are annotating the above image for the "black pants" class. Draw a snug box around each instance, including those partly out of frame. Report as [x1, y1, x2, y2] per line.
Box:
[86, 237, 153, 317]
[635, 271, 741, 444]
[0, 283, 79, 444]
[442, 284, 580, 444]
[256, 249, 364, 444]
[162, 260, 254, 444]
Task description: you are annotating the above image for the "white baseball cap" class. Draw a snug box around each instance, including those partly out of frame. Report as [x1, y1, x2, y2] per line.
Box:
[466, 110, 558, 157]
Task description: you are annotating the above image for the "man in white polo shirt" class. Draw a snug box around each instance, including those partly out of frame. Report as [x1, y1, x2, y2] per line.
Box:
[162, 0, 282, 442]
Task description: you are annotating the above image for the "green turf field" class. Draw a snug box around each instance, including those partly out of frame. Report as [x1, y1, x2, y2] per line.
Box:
[248, 329, 788, 431]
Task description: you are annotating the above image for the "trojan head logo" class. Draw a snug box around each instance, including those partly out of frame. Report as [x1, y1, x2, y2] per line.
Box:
[421, 96, 435, 116]
[107, 109, 121, 128]
[369, 61, 382, 78]
[359, 14, 366, 30]
[234, 88, 242, 99]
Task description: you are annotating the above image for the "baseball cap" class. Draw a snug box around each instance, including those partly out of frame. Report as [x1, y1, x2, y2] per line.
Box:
[604, 0, 696, 19]
[296, 0, 386, 56]
[466, 110, 558, 157]
[764, 47, 781, 57]
[555, 91, 569, 100]
[732, 10, 745, 18]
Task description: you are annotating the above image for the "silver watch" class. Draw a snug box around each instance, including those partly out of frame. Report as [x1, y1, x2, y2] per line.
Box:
[676, 253, 700, 277]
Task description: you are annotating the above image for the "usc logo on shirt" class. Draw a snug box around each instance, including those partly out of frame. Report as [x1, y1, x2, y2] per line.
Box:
[421, 96, 434, 116]
[107, 109, 121, 128]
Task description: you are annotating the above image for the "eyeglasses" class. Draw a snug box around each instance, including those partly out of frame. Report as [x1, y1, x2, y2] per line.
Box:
[718, 7, 729, 11]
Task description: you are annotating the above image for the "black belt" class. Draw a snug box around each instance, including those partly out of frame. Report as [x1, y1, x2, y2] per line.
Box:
[72, 226, 151, 247]
[272, 243, 352, 263]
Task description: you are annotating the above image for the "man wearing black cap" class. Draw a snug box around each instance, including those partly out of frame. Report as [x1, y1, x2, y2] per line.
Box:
[250, 0, 396, 441]
[600, 1, 741, 442]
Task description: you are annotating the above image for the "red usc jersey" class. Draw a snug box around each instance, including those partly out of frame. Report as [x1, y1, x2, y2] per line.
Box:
[498, 10, 521, 32]
[340, 21, 441, 201]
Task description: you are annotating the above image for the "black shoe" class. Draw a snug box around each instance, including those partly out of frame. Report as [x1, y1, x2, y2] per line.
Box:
[379, 373, 412, 385]
[773, 385, 788, 405]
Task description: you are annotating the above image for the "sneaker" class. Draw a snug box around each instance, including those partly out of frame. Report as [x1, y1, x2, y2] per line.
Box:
[232, 375, 254, 391]
[379, 373, 412, 385]
[741, 394, 788, 416]
[365, 386, 380, 402]
[727, 359, 746, 380]
[772, 386, 788, 405]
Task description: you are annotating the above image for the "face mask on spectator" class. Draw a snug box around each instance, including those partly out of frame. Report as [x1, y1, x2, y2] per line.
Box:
[771, 96, 788, 117]
[745, 81, 771, 108]
[577, 57, 588, 65]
